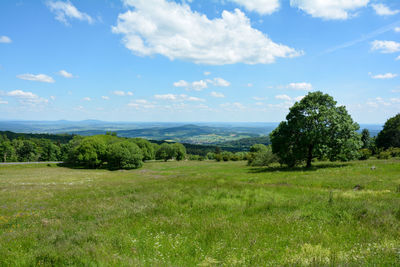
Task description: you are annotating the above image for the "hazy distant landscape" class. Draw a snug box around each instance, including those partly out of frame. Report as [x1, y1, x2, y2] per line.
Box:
[0, 120, 382, 144]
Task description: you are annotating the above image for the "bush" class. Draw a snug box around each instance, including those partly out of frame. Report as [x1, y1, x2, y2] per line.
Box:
[377, 151, 391, 160]
[221, 151, 233, 161]
[206, 152, 215, 160]
[248, 147, 278, 167]
[107, 141, 143, 169]
[388, 147, 400, 157]
[359, 148, 372, 160]
[188, 154, 199, 161]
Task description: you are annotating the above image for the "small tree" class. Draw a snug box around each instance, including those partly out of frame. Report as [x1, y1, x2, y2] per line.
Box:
[270, 91, 361, 167]
[376, 113, 400, 149]
[172, 143, 186, 161]
[361, 129, 371, 149]
[107, 141, 143, 169]
[156, 143, 175, 162]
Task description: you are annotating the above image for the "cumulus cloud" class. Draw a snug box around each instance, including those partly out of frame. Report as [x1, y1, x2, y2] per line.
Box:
[16, 73, 55, 83]
[290, 0, 369, 20]
[208, 78, 230, 87]
[395, 27, 400, 33]
[113, 90, 133, 96]
[0, 98, 8, 104]
[275, 94, 304, 102]
[287, 82, 313, 91]
[46, 0, 94, 25]
[83, 97, 91, 101]
[204, 71, 211, 76]
[396, 55, 400, 61]
[101, 96, 110, 100]
[371, 40, 400, 53]
[58, 70, 74, 78]
[0, 36, 12, 43]
[174, 77, 230, 91]
[6, 90, 48, 105]
[370, 72, 397, 79]
[154, 94, 205, 102]
[229, 0, 280, 15]
[210, 91, 225, 98]
[112, 0, 302, 65]
[371, 3, 399, 16]
[128, 99, 155, 109]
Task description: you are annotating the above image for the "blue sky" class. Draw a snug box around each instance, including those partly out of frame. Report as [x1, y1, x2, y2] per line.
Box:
[0, 0, 399, 123]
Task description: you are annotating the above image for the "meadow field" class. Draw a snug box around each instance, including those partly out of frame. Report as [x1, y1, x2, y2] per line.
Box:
[0, 159, 399, 266]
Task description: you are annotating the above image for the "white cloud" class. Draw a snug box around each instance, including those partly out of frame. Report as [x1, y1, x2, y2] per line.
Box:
[0, 98, 8, 104]
[371, 40, 400, 53]
[135, 99, 148, 104]
[371, 3, 399, 16]
[395, 27, 400, 33]
[275, 94, 292, 101]
[290, 0, 369, 20]
[275, 94, 304, 102]
[155, 94, 177, 100]
[396, 55, 400, 61]
[252, 96, 267, 101]
[370, 72, 397, 79]
[287, 82, 313, 91]
[101, 96, 110, 100]
[210, 91, 225, 98]
[83, 97, 91, 101]
[192, 80, 208, 91]
[204, 71, 211, 76]
[6, 90, 48, 104]
[154, 94, 205, 102]
[174, 77, 230, 91]
[50, 96, 56, 101]
[113, 90, 133, 96]
[247, 83, 253, 87]
[58, 70, 74, 78]
[112, 0, 302, 65]
[46, 0, 94, 25]
[209, 77, 230, 87]
[229, 0, 280, 15]
[16, 73, 55, 83]
[173, 80, 189, 88]
[128, 99, 155, 109]
[0, 36, 12, 43]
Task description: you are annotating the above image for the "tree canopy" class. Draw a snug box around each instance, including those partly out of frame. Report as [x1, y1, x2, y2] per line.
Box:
[375, 113, 400, 149]
[270, 91, 361, 167]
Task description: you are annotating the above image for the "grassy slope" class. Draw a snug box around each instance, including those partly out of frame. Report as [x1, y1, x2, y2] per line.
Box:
[0, 160, 399, 266]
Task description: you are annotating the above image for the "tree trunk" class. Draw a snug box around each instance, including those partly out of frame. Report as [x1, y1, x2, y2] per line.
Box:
[306, 144, 313, 168]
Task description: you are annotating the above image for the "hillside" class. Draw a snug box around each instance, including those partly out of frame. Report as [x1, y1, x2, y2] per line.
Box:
[0, 159, 399, 265]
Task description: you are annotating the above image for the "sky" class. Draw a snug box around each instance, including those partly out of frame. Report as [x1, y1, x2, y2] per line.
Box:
[0, 0, 399, 123]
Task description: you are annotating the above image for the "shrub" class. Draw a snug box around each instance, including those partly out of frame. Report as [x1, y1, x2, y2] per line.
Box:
[377, 151, 391, 160]
[206, 152, 215, 160]
[248, 148, 279, 167]
[221, 151, 233, 161]
[388, 147, 400, 157]
[107, 141, 143, 169]
[359, 148, 372, 160]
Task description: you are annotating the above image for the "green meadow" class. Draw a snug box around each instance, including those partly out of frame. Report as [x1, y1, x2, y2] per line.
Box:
[0, 159, 399, 266]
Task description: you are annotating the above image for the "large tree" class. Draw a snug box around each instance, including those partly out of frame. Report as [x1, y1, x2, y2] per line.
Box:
[270, 91, 361, 167]
[375, 113, 400, 149]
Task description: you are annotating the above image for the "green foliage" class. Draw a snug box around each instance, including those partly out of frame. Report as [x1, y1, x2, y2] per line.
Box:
[206, 152, 215, 160]
[172, 143, 186, 161]
[221, 151, 233, 161]
[130, 138, 155, 160]
[107, 141, 143, 169]
[247, 145, 278, 166]
[376, 113, 400, 149]
[67, 136, 107, 168]
[359, 148, 372, 160]
[378, 151, 391, 160]
[388, 147, 400, 157]
[156, 143, 175, 162]
[361, 129, 371, 149]
[270, 91, 361, 167]
[249, 144, 268, 153]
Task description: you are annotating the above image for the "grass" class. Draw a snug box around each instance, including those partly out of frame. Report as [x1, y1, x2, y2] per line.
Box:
[0, 159, 399, 266]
